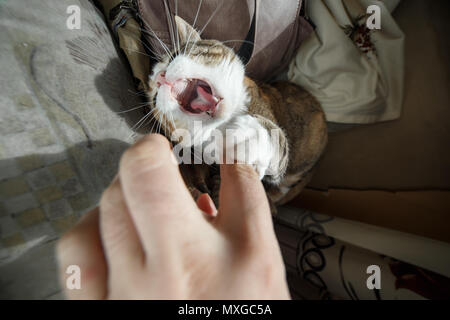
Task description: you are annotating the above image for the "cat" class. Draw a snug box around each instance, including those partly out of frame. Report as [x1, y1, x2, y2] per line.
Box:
[146, 16, 327, 208]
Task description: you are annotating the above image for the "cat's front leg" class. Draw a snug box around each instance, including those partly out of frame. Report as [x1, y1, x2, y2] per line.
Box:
[219, 114, 289, 183]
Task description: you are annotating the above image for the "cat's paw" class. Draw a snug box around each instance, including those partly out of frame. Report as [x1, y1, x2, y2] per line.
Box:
[221, 115, 275, 179]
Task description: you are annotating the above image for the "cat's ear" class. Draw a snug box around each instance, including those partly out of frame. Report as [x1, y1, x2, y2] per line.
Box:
[175, 15, 201, 47]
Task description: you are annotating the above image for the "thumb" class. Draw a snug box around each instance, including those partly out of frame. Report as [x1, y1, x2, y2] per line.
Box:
[217, 164, 273, 238]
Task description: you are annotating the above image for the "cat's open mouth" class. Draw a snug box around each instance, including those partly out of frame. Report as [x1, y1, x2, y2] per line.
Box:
[156, 72, 221, 116]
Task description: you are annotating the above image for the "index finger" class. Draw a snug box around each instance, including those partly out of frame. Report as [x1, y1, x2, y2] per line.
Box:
[118, 134, 206, 255]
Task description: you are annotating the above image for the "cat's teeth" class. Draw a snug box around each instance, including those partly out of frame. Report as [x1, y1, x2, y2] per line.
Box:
[171, 79, 189, 99]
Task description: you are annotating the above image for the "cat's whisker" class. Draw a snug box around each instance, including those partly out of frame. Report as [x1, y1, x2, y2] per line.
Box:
[160, 115, 165, 135]
[157, 113, 163, 134]
[185, 0, 203, 56]
[185, 1, 224, 59]
[140, 109, 161, 134]
[220, 39, 255, 46]
[198, 1, 224, 39]
[130, 114, 150, 134]
[127, 131, 137, 141]
[164, 0, 177, 54]
[116, 103, 150, 114]
[154, 112, 160, 135]
[155, 121, 160, 135]
[121, 46, 153, 58]
[164, 116, 170, 138]
[135, 12, 173, 60]
[141, 113, 157, 133]
[130, 107, 157, 134]
[127, 89, 148, 97]
[149, 110, 159, 134]
[125, 24, 166, 61]
[175, 0, 180, 53]
[118, 24, 164, 60]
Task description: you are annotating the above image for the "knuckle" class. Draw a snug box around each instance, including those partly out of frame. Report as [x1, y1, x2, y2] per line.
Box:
[235, 219, 275, 255]
[234, 163, 259, 180]
[242, 245, 283, 285]
[257, 260, 282, 288]
[120, 135, 171, 174]
[120, 144, 146, 169]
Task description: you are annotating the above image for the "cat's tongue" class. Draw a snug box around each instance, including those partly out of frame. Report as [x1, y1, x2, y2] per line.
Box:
[191, 85, 217, 112]
[173, 79, 217, 114]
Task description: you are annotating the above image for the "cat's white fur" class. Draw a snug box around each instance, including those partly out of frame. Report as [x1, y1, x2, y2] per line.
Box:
[217, 114, 274, 179]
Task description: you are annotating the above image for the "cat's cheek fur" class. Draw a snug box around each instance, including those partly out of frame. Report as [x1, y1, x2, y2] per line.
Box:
[151, 54, 250, 148]
[165, 55, 248, 126]
[150, 61, 169, 80]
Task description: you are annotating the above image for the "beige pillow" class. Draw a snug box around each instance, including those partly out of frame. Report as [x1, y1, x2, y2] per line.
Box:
[288, 0, 405, 124]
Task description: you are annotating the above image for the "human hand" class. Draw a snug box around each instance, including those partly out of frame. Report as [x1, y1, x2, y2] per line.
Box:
[57, 134, 290, 299]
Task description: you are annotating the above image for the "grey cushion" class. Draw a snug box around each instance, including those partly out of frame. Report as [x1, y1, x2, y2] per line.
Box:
[0, 0, 143, 298]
